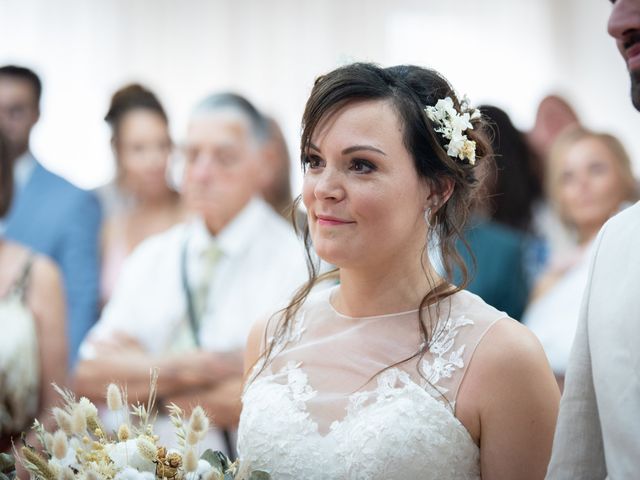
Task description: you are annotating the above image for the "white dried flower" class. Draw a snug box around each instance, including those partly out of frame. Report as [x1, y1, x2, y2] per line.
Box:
[113, 467, 155, 480]
[59, 466, 75, 480]
[71, 406, 87, 434]
[107, 439, 156, 473]
[188, 406, 209, 434]
[183, 447, 198, 473]
[106, 384, 124, 411]
[77, 397, 98, 420]
[44, 432, 54, 452]
[424, 95, 479, 165]
[185, 428, 201, 446]
[136, 436, 157, 462]
[52, 430, 68, 460]
[83, 470, 100, 480]
[52, 408, 73, 436]
[185, 460, 219, 480]
[117, 423, 131, 441]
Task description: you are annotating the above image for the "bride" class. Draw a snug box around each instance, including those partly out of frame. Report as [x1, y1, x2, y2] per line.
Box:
[237, 63, 559, 479]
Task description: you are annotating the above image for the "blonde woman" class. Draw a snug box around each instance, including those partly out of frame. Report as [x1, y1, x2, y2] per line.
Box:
[524, 127, 637, 382]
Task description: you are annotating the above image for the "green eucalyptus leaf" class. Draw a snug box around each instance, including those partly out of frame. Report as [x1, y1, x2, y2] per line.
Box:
[0, 453, 15, 472]
[248, 470, 271, 480]
[0, 472, 10, 480]
[215, 450, 232, 471]
[223, 472, 235, 480]
[200, 449, 224, 474]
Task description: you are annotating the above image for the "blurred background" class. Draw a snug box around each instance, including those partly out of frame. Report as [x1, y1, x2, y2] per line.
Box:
[0, 0, 635, 191]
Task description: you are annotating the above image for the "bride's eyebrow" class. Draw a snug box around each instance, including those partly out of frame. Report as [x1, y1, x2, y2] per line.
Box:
[342, 145, 387, 156]
[307, 143, 387, 156]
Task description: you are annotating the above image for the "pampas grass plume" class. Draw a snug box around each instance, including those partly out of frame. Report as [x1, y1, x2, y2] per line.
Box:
[188, 406, 209, 434]
[185, 428, 200, 446]
[137, 436, 157, 461]
[52, 408, 73, 436]
[106, 384, 123, 411]
[183, 447, 198, 473]
[117, 423, 131, 441]
[71, 406, 87, 434]
[52, 430, 68, 460]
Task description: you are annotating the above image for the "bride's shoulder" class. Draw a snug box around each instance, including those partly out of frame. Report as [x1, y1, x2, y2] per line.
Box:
[453, 290, 548, 372]
[448, 289, 555, 393]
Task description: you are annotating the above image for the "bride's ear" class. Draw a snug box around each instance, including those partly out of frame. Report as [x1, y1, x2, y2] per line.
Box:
[424, 178, 454, 212]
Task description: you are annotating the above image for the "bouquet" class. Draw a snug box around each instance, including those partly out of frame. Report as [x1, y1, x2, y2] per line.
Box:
[16, 372, 269, 480]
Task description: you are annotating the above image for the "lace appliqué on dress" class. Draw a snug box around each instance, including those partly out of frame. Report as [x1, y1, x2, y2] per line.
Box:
[421, 314, 474, 408]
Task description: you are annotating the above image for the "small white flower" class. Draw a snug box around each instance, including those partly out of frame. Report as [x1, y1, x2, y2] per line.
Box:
[107, 439, 156, 473]
[114, 467, 155, 480]
[424, 94, 479, 164]
[184, 460, 216, 480]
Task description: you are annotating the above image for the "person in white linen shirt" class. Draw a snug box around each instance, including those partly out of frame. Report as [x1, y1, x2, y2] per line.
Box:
[546, 1, 640, 477]
[74, 92, 308, 453]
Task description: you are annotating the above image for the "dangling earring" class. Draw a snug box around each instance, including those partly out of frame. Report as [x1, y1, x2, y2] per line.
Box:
[424, 207, 432, 228]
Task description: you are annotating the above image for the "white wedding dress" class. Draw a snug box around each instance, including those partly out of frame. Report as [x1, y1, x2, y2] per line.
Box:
[237, 286, 507, 479]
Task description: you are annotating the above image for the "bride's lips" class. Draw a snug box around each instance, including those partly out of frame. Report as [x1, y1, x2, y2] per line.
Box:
[315, 214, 355, 226]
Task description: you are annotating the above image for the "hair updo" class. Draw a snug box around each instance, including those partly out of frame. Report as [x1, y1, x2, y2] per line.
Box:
[258, 63, 491, 381]
[104, 83, 168, 142]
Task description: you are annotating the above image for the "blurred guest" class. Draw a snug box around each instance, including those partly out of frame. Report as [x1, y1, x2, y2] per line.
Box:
[528, 95, 581, 263]
[261, 117, 293, 217]
[453, 110, 530, 320]
[0, 132, 67, 452]
[456, 219, 529, 321]
[0, 65, 101, 366]
[524, 127, 637, 382]
[528, 94, 580, 165]
[99, 84, 184, 304]
[481, 105, 545, 285]
[74, 93, 308, 454]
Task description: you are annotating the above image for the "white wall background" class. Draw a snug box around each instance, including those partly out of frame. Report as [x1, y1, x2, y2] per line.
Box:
[0, 0, 637, 192]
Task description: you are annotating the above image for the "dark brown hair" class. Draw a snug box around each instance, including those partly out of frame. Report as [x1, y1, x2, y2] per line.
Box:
[0, 132, 13, 217]
[480, 105, 542, 232]
[105, 83, 168, 143]
[257, 63, 491, 383]
[0, 65, 42, 106]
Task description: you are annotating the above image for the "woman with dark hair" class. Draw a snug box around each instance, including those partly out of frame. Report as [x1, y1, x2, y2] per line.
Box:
[98, 84, 184, 304]
[0, 133, 67, 451]
[237, 64, 559, 479]
[452, 105, 542, 320]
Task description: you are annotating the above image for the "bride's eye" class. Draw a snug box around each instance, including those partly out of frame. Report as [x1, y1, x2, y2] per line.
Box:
[302, 154, 324, 172]
[350, 158, 377, 174]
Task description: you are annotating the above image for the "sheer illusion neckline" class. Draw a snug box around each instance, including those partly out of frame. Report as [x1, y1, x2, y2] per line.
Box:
[327, 285, 457, 320]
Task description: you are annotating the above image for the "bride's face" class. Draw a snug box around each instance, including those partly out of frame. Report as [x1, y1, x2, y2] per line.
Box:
[302, 99, 430, 269]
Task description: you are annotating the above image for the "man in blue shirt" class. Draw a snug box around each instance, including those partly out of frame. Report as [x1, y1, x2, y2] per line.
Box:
[0, 65, 101, 366]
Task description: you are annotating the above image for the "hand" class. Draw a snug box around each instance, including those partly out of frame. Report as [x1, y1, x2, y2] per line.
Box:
[89, 331, 146, 356]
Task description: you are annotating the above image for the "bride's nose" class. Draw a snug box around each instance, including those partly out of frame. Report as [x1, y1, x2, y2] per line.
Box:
[314, 167, 346, 202]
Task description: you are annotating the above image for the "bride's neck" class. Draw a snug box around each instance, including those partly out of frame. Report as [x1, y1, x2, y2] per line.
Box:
[334, 256, 443, 318]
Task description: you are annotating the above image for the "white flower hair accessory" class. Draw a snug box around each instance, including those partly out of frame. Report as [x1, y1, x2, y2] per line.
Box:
[424, 95, 481, 165]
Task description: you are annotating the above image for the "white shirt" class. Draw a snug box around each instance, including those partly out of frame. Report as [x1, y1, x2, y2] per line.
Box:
[79, 197, 309, 450]
[81, 196, 308, 357]
[523, 241, 594, 375]
[13, 151, 37, 190]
